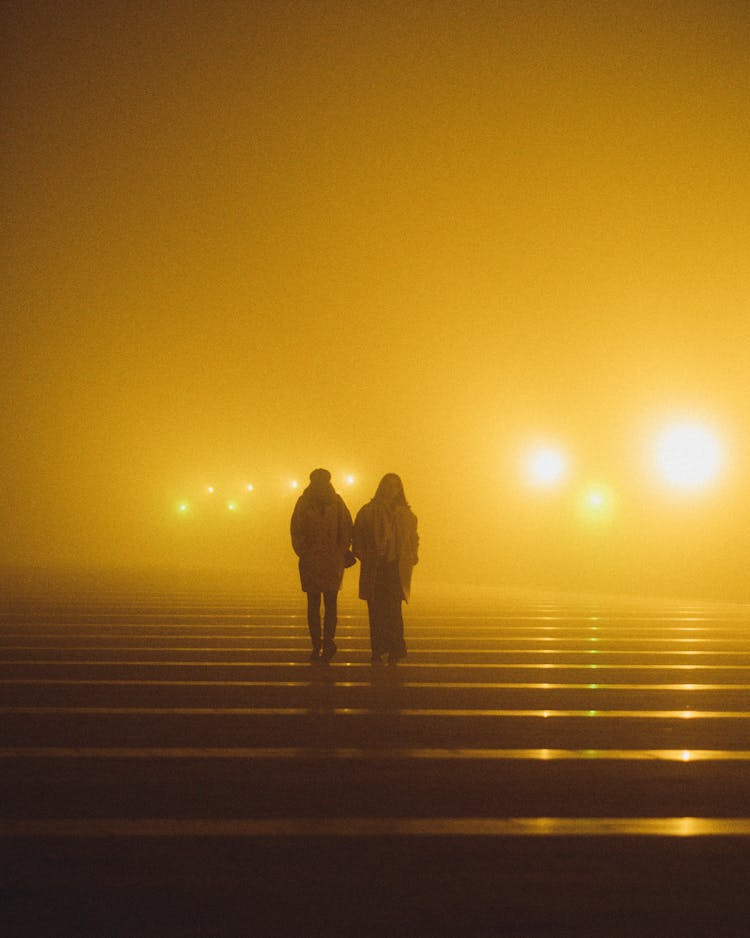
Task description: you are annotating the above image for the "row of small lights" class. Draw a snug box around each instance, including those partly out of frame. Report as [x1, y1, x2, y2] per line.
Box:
[176, 423, 724, 516]
[177, 475, 357, 514]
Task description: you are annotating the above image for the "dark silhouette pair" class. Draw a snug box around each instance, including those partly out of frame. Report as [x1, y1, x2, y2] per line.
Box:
[291, 470, 419, 666]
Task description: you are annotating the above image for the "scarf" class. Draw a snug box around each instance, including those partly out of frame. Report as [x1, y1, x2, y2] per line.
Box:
[371, 500, 398, 562]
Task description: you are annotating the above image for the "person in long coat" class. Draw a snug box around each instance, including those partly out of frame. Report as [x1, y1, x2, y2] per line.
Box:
[352, 473, 418, 666]
[290, 468, 353, 662]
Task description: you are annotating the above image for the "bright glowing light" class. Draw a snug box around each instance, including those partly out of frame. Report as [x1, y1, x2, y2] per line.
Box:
[344, 474, 356, 486]
[585, 488, 606, 510]
[227, 502, 237, 511]
[655, 423, 722, 489]
[578, 484, 614, 521]
[178, 503, 189, 513]
[207, 485, 215, 494]
[525, 446, 567, 487]
[246, 484, 254, 492]
[289, 480, 299, 490]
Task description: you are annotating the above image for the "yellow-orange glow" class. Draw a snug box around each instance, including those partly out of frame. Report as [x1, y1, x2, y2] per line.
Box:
[525, 447, 567, 487]
[655, 423, 722, 490]
[3, 3, 749, 601]
[578, 484, 614, 522]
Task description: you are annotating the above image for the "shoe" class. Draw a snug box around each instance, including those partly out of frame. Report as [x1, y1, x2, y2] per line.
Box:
[310, 648, 321, 663]
[321, 642, 337, 663]
[370, 653, 384, 666]
[387, 652, 405, 666]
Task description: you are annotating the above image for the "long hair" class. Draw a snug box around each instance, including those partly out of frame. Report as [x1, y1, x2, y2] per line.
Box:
[373, 473, 409, 508]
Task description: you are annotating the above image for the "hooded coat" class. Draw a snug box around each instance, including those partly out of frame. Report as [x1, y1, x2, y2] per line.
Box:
[290, 484, 353, 593]
[352, 500, 419, 602]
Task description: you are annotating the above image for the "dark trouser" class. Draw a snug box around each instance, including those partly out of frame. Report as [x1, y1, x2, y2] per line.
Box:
[367, 560, 406, 659]
[306, 591, 338, 651]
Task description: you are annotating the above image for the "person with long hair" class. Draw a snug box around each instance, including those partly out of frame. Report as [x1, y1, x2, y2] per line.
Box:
[352, 473, 419, 666]
[291, 468, 353, 663]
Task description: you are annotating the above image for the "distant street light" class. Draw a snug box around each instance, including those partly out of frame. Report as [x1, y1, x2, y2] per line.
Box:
[655, 423, 722, 489]
[525, 446, 567, 487]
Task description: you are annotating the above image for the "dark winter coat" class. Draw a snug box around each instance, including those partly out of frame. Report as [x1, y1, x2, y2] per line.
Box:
[290, 488, 353, 593]
[352, 501, 419, 602]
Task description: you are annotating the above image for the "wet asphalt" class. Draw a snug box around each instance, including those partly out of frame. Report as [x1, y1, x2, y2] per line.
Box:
[2, 593, 750, 936]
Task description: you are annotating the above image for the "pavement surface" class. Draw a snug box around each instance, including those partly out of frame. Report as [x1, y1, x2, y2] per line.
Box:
[2, 588, 750, 936]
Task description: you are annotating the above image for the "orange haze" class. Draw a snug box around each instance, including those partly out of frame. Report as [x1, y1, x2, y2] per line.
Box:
[3, 2, 749, 601]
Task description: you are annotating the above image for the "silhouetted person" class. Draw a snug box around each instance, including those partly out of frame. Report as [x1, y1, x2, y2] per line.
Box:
[291, 468, 353, 663]
[353, 473, 418, 666]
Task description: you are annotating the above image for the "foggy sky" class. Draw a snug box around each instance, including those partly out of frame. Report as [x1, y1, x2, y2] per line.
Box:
[3, 1, 749, 600]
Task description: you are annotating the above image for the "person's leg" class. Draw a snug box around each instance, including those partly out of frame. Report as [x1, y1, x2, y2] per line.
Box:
[387, 600, 406, 663]
[368, 564, 390, 663]
[382, 562, 406, 664]
[368, 606, 386, 664]
[322, 591, 338, 661]
[306, 592, 322, 659]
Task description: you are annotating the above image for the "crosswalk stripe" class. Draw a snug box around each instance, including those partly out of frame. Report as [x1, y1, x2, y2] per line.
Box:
[4, 677, 750, 690]
[3, 705, 750, 718]
[5, 629, 750, 641]
[3, 817, 750, 837]
[2, 746, 750, 761]
[3, 638, 750, 647]
[4, 659, 750, 670]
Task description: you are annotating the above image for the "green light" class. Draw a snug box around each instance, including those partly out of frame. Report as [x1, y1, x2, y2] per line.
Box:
[577, 483, 614, 521]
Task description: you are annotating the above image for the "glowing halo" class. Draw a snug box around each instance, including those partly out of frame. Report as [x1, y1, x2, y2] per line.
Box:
[655, 423, 722, 489]
[577, 483, 614, 521]
[524, 445, 567, 487]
